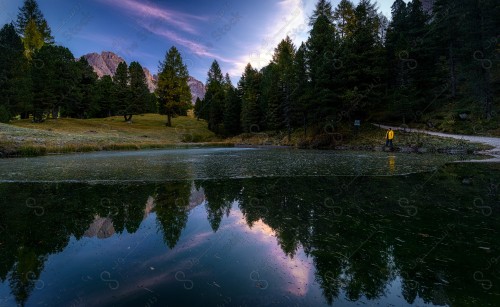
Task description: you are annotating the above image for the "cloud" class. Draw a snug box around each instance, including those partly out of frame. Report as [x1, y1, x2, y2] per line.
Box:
[98, 0, 206, 35]
[226, 0, 309, 78]
[140, 22, 234, 64]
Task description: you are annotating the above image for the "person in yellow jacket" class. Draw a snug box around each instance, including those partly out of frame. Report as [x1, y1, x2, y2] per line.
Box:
[385, 128, 394, 148]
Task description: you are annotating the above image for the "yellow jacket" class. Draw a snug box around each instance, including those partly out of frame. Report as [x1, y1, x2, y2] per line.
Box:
[386, 130, 394, 140]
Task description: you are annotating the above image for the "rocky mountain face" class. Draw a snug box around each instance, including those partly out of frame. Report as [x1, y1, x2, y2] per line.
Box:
[142, 67, 157, 93]
[81, 51, 205, 101]
[82, 51, 125, 78]
[188, 76, 205, 105]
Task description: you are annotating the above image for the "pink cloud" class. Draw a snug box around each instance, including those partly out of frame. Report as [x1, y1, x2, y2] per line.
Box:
[99, 0, 206, 35]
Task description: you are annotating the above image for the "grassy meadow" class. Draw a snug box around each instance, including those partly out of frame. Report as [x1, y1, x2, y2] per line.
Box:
[0, 114, 226, 157]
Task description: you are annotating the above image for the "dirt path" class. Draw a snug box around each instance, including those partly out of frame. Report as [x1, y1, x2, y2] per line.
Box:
[374, 124, 500, 162]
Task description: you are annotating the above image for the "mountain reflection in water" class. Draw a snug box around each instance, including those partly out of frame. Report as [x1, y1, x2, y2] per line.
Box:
[0, 163, 498, 306]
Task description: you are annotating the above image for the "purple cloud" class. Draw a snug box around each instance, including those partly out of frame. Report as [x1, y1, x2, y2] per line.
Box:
[98, 0, 206, 35]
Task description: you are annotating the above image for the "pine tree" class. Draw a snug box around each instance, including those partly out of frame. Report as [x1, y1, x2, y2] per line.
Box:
[292, 42, 311, 135]
[0, 23, 31, 121]
[64, 57, 97, 119]
[221, 73, 241, 135]
[205, 60, 225, 133]
[430, 0, 463, 99]
[459, 0, 497, 119]
[239, 64, 262, 133]
[194, 97, 207, 120]
[31, 45, 77, 122]
[156, 46, 192, 127]
[92, 75, 115, 118]
[333, 0, 356, 39]
[309, 0, 334, 25]
[128, 61, 150, 120]
[260, 63, 281, 131]
[340, 0, 385, 119]
[273, 36, 296, 140]
[113, 61, 131, 121]
[307, 0, 339, 124]
[16, 0, 53, 59]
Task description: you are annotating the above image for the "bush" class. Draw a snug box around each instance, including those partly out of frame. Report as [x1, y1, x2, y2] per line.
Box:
[0, 105, 10, 123]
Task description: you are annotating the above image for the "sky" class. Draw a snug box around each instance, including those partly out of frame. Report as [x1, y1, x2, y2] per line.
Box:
[0, 0, 398, 84]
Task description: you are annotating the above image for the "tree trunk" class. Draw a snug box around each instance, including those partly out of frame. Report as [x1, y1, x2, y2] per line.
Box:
[51, 107, 58, 119]
[166, 114, 172, 127]
[124, 114, 132, 122]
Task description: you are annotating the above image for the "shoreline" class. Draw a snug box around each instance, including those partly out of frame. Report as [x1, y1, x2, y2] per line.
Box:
[1, 117, 498, 159]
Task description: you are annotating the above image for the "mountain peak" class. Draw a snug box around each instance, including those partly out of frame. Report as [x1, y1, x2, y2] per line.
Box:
[81, 51, 205, 100]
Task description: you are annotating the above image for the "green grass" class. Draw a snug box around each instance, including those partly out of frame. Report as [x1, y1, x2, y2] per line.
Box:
[0, 113, 490, 158]
[0, 114, 222, 157]
[227, 123, 491, 153]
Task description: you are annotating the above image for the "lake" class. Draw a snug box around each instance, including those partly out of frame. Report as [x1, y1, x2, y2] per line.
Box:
[0, 148, 498, 306]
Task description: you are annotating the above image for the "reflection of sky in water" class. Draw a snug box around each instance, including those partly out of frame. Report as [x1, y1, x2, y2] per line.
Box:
[0, 148, 472, 182]
[0, 200, 438, 306]
[1, 161, 497, 306]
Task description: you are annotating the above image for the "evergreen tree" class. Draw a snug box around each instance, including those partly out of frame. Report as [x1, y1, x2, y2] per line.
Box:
[307, 0, 339, 124]
[429, 0, 463, 99]
[156, 46, 192, 127]
[113, 61, 131, 121]
[385, 0, 412, 119]
[194, 97, 207, 120]
[92, 75, 115, 118]
[128, 61, 150, 120]
[16, 0, 53, 59]
[260, 63, 281, 131]
[340, 0, 385, 119]
[459, 0, 497, 120]
[333, 0, 356, 39]
[309, 0, 334, 25]
[223, 85, 242, 136]
[273, 36, 296, 139]
[239, 64, 262, 132]
[0, 23, 31, 121]
[292, 42, 312, 135]
[62, 57, 97, 119]
[31, 45, 77, 122]
[205, 60, 225, 133]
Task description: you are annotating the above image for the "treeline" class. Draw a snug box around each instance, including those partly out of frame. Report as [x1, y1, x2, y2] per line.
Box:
[0, 0, 157, 123]
[196, 0, 498, 137]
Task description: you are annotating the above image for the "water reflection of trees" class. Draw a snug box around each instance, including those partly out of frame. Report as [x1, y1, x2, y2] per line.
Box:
[0, 182, 193, 306]
[0, 163, 498, 306]
[196, 163, 499, 306]
[155, 181, 192, 248]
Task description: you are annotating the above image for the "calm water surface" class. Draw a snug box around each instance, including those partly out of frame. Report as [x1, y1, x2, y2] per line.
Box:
[0, 148, 498, 306]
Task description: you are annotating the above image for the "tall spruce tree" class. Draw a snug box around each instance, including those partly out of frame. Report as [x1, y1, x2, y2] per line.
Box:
[156, 46, 192, 127]
[306, 0, 339, 124]
[293, 42, 311, 135]
[239, 64, 262, 133]
[333, 0, 356, 39]
[128, 61, 150, 120]
[260, 63, 281, 131]
[273, 36, 296, 140]
[31, 45, 77, 122]
[61, 57, 97, 119]
[223, 84, 241, 136]
[113, 61, 131, 121]
[205, 60, 225, 133]
[92, 75, 116, 118]
[0, 23, 31, 122]
[16, 0, 53, 59]
[340, 0, 385, 119]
